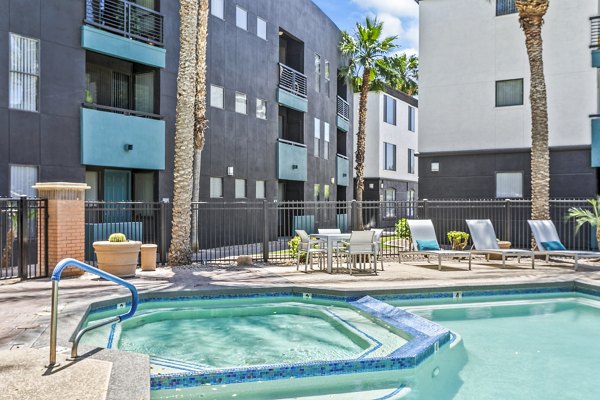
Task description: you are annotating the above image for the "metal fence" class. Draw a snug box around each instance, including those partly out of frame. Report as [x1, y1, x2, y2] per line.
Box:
[591, 16, 600, 49]
[0, 197, 48, 280]
[278, 63, 307, 98]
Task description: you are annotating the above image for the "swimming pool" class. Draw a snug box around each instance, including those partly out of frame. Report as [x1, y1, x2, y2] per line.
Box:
[77, 283, 600, 399]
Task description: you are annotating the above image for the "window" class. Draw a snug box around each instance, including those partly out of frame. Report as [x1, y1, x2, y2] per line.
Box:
[210, 85, 224, 108]
[236, 6, 247, 30]
[256, 98, 267, 119]
[496, 0, 516, 16]
[408, 106, 416, 132]
[385, 189, 396, 218]
[383, 95, 396, 125]
[210, 177, 223, 198]
[211, 0, 224, 19]
[314, 118, 321, 157]
[408, 149, 415, 174]
[324, 185, 330, 201]
[257, 17, 267, 40]
[235, 179, 246, 198]
[9, 34, 40, 112]
[314, 54, 321, 92]
[256, 180, 266, 199]
[134, 172, 154, 203]
[313, 184, 321, 201]
[85, 171, 99, 201]
[384, 143, 396, 171]
[235, 92, 247, 114]
[324, 60, 330, 96]
[323, 122, 330, 160]
[496, 79, 523, 107]
[10, 165, 38, 197]
[496, 172, 523, 198]
[431, 162, 440, 172]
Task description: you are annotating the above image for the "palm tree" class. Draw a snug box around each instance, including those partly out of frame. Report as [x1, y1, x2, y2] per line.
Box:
[339, 17, 399, 228]
[387, 53, 418, 96]
[168, 0, 198, 265]
[191, 0, 210, 253]
[515, 0, 550, 221]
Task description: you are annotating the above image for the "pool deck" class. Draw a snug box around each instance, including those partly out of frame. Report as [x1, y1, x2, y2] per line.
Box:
[3, 256, 600, 399]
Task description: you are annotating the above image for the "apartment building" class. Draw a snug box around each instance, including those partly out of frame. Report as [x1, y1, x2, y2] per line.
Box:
[418, 0, 598, 199]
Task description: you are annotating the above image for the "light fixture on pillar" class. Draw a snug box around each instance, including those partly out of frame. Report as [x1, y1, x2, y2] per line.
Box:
[227, 166, 234, 176]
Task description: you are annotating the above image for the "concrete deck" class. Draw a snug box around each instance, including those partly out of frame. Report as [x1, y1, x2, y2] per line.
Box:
[2, 256, 600, 399]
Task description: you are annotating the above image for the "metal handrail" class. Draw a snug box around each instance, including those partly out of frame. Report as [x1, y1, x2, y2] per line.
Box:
[278, 63, 307, 98]
[337, 96, 350, 121]
[48, 258, 139, 366]
[591, 16, 600, 49]
[82, 102, 164, 120]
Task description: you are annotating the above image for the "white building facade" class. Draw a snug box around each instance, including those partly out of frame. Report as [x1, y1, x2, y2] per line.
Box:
[418, 0, 599, 199]
[353, 87, 418, 210]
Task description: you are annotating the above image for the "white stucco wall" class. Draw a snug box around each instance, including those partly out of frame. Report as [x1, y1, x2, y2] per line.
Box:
[419, 0, 598, 153]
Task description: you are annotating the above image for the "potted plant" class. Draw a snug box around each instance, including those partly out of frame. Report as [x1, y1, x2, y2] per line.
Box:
[394, 218, 412, 250]
[93, 233, 142, 278]
[566, 196, 600, 245]
[447, 231, 470, 250]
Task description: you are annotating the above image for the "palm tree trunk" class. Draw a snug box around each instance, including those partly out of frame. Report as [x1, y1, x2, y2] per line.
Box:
[191, 0, 209, 253]
[354, 68, 371, 230]
[517, 0, 550, 222]
[168, 0, 198, 266]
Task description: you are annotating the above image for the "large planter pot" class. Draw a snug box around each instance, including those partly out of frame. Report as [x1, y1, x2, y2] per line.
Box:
[93, 241, 142, 278]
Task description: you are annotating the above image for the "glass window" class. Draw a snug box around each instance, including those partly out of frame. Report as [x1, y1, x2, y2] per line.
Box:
[211, 0, 224, 19]
[496, 79, 523, 107]
[235, 92, 247, 114]
[134, 71, 154, 114]
[408, 149, 415, 174]
[210, 85, 224, 109]
[323, 122, 330, 160]
[431, 162, 440, 172]
[210, 177, 223, 198]
[256, 98, 267, 119]
[314, 54, 321, 92]
[313, 184, 320, 201]
[134, 172, 154, 202]
[9, 34, 40, 112]
[384, 143, 396, 171]
[496, 0, 516, 16]
[314, 118, 320, 157]
[85, 171, 99, 201]
[257, 17, 267, 40]
[383, 95, 396, 125]
[385, 189, 396, 218]
[256, 180, 266, 199]
[235, 179, 246, 198]
[408, 106, 416, 132]
[325, 60, 330, 97]
[10, 165, 37, 197]
[324, 185, 330, 201]
[496, 172, 523, 198]
[236, 6, 247, 30]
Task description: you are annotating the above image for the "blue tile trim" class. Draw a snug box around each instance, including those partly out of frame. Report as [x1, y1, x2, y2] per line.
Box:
[106, 323, 117, 349]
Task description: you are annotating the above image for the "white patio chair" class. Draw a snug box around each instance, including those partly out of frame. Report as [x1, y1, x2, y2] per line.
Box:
[338, 230, 377, 275]
[528, 220, 600, 270]
[295, 229, 327, 272]
[370, 228, 385, 271]
[466, 219, 535, 268]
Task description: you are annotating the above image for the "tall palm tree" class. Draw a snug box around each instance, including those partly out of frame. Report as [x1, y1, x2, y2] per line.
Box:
[191, 0, 209, 253]
[387, 53, 419, 96]
[339, 17, 399, 228]
[168, 0, 198, 265]
[515, 0, 550, 222]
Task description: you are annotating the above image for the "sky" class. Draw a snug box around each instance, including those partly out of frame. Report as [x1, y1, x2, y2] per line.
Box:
[311, 0, 419, 56]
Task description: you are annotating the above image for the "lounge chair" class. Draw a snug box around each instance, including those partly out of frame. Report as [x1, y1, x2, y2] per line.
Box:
[404, 220, 471, 271]
[466, 219, 535, 268]
[528, 220, 600, 270]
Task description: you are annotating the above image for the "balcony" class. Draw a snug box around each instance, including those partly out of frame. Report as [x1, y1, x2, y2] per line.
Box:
[591, 16, 600, 67]
[278, 63, 308, 113]
[81, 104, 165, 170]
[82, 0, 166, 68]
[337, 96, 350, 133]
[336, 154, 350, 187]
[277, 139, 307, 182]
[592, 116, 600, 167]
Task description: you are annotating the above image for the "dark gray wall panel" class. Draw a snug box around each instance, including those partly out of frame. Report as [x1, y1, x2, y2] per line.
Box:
[9, 0, 40, 37]
[40, 114, 81, 167]
[41, 0, 82, 46]
[9, 110, 40, 165]
[0, 32, 7, 109]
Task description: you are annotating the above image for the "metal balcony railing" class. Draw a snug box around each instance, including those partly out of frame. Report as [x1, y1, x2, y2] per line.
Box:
[278, 63, 307, 99]
[591, 16, 600, 49]
[85, 0, 164, 47]
[337, 96, 350, 121]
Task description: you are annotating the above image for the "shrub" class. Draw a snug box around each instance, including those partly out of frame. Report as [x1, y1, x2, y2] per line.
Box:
[447, 231, 469, 250]
[395, 218, 411, 239]
[288, 236, 307, 262]
[108, 233, 127, 243]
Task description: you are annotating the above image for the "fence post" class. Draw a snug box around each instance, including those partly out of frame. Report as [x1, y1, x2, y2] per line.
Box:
[43, 198, 49, 277]
[505, 199, 512, 243]
[160, 200, 168, 264]
[18, 196, 27, 278]
[422, 199, 429, 220]
[263, 200, 269, 263]
[351, 200, 358, 230]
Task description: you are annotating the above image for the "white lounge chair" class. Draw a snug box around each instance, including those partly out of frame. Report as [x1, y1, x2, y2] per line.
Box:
[528, 220, 600, 270]
[466, 219, 535, 268]
[295, 229, 327, 272]
[404, 220, 470, 271]
[338, 230, 377, 275]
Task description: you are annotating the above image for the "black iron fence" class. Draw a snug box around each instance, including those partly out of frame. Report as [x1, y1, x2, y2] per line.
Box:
[0, 197, 48, 280]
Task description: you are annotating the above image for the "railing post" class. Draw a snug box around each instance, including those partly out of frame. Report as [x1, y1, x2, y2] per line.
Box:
[18, 196, 27, 279]
[422, 199, 429, 220]
[505, 199, 512, 243]
[160, 200, 168, 264]
[351, 200, 358, 230]
[263, 200, 269, 262]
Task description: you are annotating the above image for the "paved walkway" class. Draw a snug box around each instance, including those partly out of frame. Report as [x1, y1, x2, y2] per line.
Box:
[2, 256, 600, 399]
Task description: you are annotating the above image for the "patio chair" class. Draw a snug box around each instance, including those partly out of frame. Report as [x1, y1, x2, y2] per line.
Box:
[338, 230, 377, 275]
[370, 228, 385, 271]
[295, 229, 327, 272]
[528, 220, 600, 270]
[404, 220, 471, 271]
[466, 219, 535, 268]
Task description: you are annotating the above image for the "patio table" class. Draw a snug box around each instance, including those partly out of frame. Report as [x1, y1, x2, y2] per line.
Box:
[313, 233, 351, 273]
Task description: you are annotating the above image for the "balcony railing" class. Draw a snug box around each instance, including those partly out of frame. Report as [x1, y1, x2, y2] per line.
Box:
[82, 103, 163, 120]
[591, 17, 600, 49]
[337, 96, 350, 121]
[85, 0, 164, 47]
[278, 63, 307, 99]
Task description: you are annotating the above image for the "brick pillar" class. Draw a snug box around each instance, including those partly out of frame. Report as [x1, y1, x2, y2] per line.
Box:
[33, 183, 89, 278]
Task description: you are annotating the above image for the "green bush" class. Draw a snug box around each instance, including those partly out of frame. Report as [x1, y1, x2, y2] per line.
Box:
[447, 231, 469, 250]
[108, 233, 127, 243]
[395, 218, 411, 239]
[288, 236, 307, 262]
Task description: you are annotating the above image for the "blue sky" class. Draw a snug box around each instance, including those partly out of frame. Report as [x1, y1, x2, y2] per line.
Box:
[311, 0, 419, 55]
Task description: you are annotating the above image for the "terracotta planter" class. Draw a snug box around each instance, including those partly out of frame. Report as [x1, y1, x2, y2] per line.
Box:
[489, 241, 511, 260]
[93, 241, 142, 278]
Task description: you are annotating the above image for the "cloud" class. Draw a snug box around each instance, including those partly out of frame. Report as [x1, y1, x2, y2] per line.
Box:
[351, 0, 419, 20]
